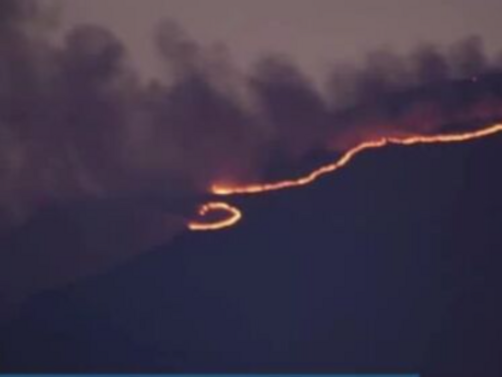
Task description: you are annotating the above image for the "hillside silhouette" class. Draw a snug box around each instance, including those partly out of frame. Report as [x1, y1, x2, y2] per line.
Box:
[1, 133, 501, 376]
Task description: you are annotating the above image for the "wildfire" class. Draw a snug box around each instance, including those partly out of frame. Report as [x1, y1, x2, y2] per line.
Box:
[188, 202, 242, 231]
[189, 122, 502, 231]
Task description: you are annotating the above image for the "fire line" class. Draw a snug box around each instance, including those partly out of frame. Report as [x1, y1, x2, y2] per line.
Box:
[188, 202, 242, 231]
[188, 123, 502, 231]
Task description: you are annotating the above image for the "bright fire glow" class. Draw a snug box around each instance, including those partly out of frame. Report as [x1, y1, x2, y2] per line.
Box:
[189, 123, 502, 231]
[188, 202, 242, 231]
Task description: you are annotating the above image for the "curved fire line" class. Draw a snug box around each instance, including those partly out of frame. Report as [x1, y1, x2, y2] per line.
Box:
[188, 201, 242, 231]
[188, 122, 502, 232]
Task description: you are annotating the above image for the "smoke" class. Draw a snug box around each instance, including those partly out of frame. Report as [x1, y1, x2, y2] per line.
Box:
[323, 39, 502, 148]
[2, 0, 502, 314]
[0, 1, 272, 231]
[3, 0, 502, 226]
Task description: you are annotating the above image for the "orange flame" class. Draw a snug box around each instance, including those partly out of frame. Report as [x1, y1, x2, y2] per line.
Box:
[188, 202, 242, 231]
[189, 123, 502, 231]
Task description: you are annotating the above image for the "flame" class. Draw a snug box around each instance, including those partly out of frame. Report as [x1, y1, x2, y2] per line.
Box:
[188, 202, 242, 231]
[189, 123, 502, 231]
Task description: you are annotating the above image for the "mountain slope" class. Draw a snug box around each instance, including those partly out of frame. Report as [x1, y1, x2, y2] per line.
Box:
[1, 133, 502, 376]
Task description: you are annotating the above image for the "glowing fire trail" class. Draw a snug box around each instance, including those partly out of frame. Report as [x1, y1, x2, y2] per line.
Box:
[188, 202, 242, 231]
[189, 123, 502, 231]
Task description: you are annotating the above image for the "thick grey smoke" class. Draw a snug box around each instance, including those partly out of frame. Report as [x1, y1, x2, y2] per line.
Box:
[3, 0, 502, 230]
[0, 0, 272, 231]
[2, 0, 502, 317]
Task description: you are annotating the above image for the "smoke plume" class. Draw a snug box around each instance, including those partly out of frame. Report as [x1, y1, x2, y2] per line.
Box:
[2, 0, 502, 316]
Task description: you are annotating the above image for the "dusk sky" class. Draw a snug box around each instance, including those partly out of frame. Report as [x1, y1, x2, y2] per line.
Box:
[60, 0, 502, 78]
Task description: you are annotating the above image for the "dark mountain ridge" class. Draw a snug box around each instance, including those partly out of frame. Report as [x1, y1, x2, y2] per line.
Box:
[1, 132, 502, 376]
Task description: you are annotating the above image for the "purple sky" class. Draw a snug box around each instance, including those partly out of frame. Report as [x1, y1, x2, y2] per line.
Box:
[59, 0, 502, 78]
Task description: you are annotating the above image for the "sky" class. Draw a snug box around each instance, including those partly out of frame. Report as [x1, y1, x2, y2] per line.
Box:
[59, 0, 502, 79]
